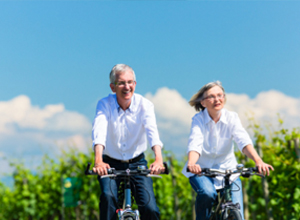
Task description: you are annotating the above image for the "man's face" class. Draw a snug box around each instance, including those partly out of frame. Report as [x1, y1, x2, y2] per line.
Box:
[110, 70, 136, 104]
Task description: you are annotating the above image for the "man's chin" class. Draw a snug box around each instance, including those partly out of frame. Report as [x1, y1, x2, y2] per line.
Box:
[122, 94, 133, 100]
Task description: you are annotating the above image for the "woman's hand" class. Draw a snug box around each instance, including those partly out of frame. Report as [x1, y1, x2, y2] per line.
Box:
[255, 161, 274, 176]
[242, 144, 274, 176]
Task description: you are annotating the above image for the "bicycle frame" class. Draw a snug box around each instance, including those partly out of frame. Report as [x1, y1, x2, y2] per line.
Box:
[85, 162, 168, 220]
[188, 164, 264, 220]
[116, 175, 140, 220]
[210, 175, 240, 220]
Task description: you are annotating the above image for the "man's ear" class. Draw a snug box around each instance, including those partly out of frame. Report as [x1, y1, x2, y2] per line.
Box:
[110, 83, 116, 93]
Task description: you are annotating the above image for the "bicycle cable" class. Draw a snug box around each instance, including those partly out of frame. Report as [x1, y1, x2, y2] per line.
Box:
[108, 174, 151, 209]
[221, 178, 241, 193]
[230, 180, 241, 192]
[130, 176, 151, 207]
[108, 178, 122, 209]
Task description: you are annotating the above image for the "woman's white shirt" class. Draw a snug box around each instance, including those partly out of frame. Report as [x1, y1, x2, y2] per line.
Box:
[182, 108, 252, 189]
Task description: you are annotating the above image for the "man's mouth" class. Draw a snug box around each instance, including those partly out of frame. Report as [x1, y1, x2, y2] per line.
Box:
[123, 90, 131, 94]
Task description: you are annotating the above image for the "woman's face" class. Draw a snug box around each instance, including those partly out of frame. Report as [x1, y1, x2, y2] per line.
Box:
[200, 86, 225, 113]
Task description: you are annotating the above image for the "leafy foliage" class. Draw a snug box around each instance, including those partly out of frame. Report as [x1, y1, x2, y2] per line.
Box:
[236, 118, 300, 220]
[1, 121, 300, 219]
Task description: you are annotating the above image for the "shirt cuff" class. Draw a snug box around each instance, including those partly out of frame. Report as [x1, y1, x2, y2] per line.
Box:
[187, 145, 202, 156]
[92, 141, 106, 151]
[150, 140, 163, 149]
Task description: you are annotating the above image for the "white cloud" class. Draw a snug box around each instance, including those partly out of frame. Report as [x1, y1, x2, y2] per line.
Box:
[1, 90, 300, 185]
[0, 95, 90, 135]
[0, 95, 92, 179]
[146, 88, 300, 156]
[145, 88, 196, 127]
[225, 90, 300, 129]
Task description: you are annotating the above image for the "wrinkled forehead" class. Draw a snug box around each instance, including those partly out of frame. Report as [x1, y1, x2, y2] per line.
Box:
[115, 70, 135, 81]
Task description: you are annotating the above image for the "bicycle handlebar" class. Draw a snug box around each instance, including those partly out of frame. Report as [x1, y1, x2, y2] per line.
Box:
[85, 162, 169, 176]
[186, 166, 265, 178]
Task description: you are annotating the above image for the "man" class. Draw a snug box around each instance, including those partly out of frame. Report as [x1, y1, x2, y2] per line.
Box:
[92, 64, 164, 220]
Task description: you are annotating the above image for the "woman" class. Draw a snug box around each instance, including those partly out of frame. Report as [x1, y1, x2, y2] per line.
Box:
[182, 81, 273, 220]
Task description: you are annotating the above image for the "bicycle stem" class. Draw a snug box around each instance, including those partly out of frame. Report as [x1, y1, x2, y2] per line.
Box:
[125, 176, 132, 208]
[224, 175, 232, 202]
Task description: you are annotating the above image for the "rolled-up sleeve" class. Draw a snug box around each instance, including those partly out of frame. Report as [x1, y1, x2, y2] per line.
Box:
[187, 116, 204, 156]
[142, 101, 163, 148]
[231, 113, 253, 152]
[92, 100, 109, 149]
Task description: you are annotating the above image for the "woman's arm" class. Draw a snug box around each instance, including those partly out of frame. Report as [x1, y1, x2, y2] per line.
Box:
[242, 144, 274, 175]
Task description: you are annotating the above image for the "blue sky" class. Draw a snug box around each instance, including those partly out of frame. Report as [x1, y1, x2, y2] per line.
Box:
[1, 1, 300, 116]
[1, 1, 300, 184]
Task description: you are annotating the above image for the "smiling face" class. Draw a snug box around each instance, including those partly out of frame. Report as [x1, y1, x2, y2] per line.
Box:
[110, 70, 136, 110]
[200, 85, 225, 114]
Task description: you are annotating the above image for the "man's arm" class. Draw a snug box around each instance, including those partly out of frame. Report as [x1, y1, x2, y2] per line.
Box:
[92, 144, 110, 176]
[187, 151, 201, 174]
[150, 145, 164, 174]
[242, 144, 274, 175]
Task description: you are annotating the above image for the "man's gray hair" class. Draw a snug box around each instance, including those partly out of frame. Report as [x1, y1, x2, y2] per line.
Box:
[189, 81, 226, 112]
[109, 64, 136, 84]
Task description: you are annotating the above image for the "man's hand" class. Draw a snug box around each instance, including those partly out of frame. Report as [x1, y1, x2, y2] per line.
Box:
[92, 162, 111, 176]
[187, 163, 202, 174]
[187, 151, 201, 174]
[150, 160, 165, 174]
[151, 145, 165, 174]
[93, 144, 110, 176]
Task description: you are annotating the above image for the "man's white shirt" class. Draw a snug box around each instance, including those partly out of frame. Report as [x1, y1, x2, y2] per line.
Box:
[92, 93, 163, 160]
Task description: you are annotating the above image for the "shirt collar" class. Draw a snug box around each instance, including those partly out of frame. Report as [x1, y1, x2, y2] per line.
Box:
[203, 108, 227, 125]
[219, 109, 228, 124]
[203, 108, 212, 125]
[114, 94, 135, 113]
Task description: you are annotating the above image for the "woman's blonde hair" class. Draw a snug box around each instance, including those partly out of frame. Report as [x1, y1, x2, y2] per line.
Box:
[189, 81, 225, 111]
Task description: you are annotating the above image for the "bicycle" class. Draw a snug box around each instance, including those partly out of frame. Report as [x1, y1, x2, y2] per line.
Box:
[188, 164, 265, 220]
[85, 162, 169, 220]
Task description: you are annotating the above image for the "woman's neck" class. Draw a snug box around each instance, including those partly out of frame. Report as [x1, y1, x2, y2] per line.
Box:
[208, 110, 222, 123]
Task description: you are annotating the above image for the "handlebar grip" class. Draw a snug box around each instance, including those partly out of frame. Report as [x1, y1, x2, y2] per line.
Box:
[186, 167, 209, 173]
[85, 163, 92, 175]
[163, 162, 169, 174]
[107, 168, 115, 174]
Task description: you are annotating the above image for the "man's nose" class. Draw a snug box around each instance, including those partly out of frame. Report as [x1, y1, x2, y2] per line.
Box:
[124, 83, 130, 89]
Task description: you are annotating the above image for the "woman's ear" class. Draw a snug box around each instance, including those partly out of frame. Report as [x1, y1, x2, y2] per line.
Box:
[200, 100, 206, 108]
